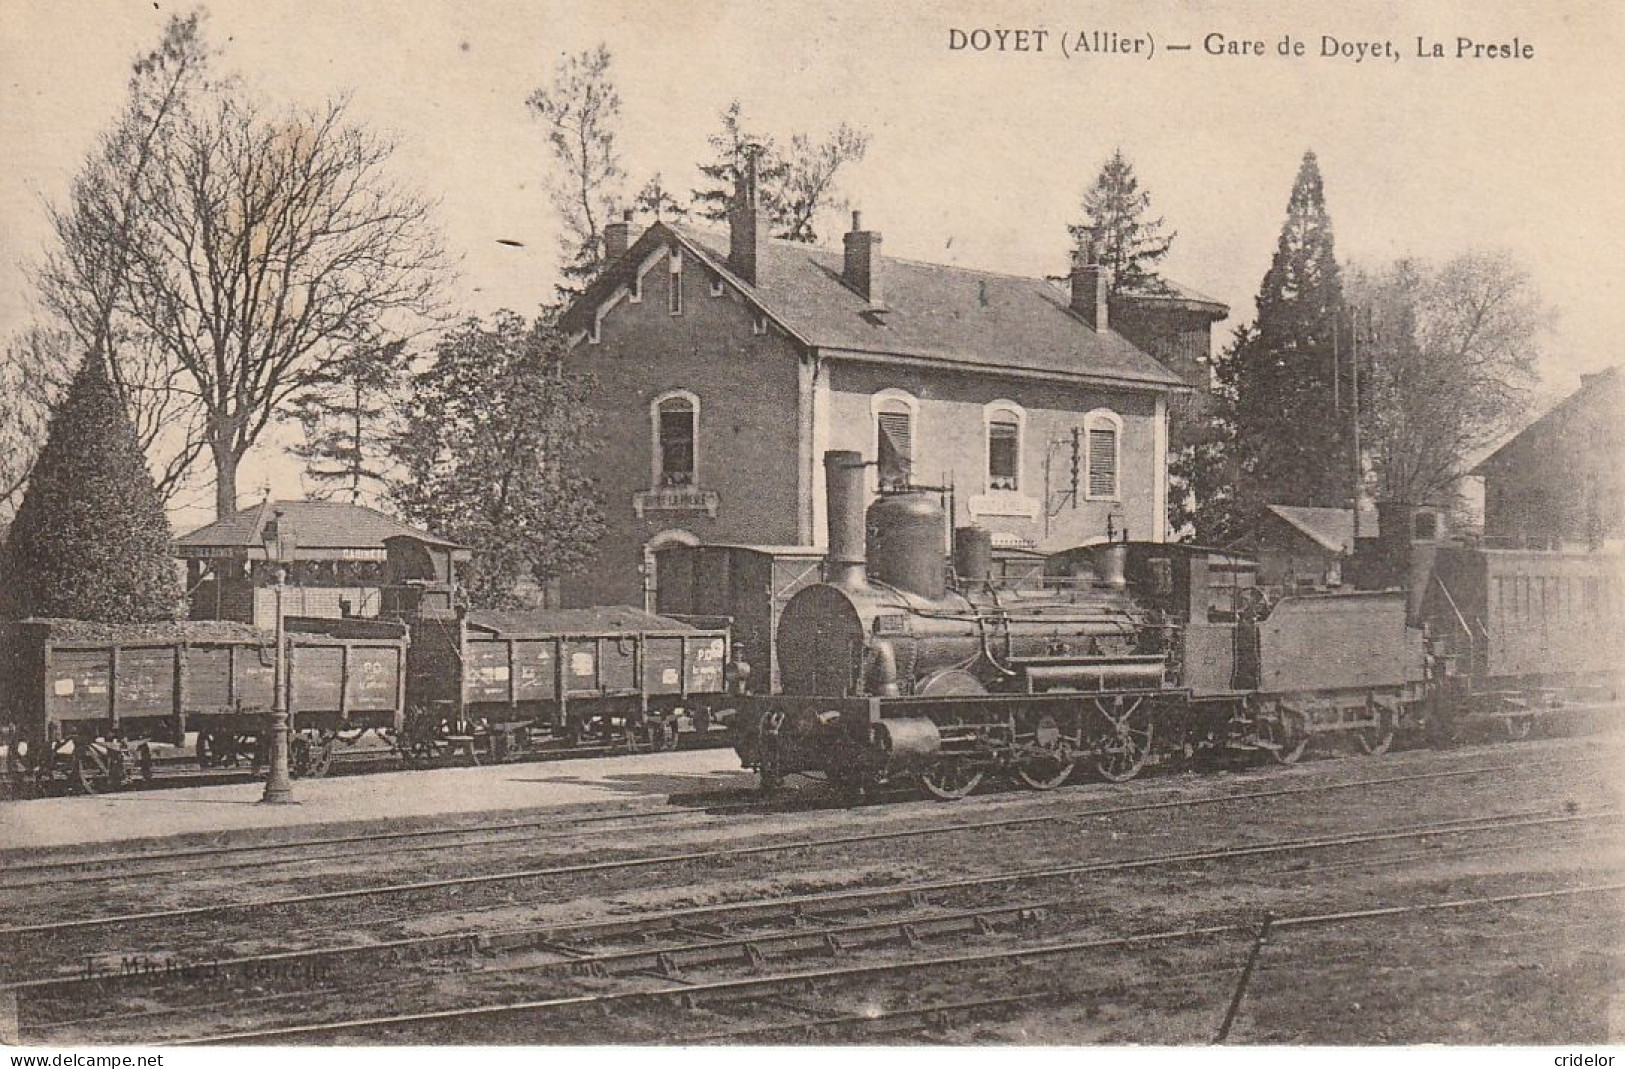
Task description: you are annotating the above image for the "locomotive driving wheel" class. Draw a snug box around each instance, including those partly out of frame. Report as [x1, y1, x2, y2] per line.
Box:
[1013, 716, 1076, 791]
[920, 758, 984, 800]
[1094, 696, 1154, 783]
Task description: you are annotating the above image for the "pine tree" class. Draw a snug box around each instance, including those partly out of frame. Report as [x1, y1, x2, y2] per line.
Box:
[1069, 149, 1175, 295]
[1230, 151, 1350, 512]
[4, 354, 181, 622]
[288, 339, 406, 504]
[689, 101, 867, 244]
[690, 101, 785, 225]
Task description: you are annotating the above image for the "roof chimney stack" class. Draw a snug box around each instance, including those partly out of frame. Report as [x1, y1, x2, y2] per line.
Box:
[603, 208, 633, 264]
[843, 210, 885, 308]
[727, 148, 766, 285]
[1070, 231, 1110, 332]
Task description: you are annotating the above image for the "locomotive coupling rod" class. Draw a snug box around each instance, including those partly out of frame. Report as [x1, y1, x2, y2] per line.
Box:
[1213, 912, 1275, 1044]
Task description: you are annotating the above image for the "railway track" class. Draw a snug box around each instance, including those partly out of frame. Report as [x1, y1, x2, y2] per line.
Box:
[51, 872, 1625, 1045]
[1, 753, 1603, 929]
[0, 729, 736, 801]
[10, 804, 1614, 1044]
[2, 732, 1606, 892]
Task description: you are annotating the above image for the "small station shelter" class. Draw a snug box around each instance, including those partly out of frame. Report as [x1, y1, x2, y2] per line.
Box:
[175, 500, 468, 627]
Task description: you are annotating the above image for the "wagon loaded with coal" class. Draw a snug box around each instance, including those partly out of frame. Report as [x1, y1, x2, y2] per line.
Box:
[0, 616, 407, 793]
[0, 539, 732, 794]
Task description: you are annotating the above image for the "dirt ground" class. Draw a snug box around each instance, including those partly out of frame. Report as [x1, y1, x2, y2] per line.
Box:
[6, 729, 1622, 1045]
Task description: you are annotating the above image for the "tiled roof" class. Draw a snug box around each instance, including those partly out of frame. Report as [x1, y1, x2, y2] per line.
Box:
[1263, 505, 1381, 555]
[578, 222, 1205, 390]
[175, 500, 463, 553]
[1472, 366, 1623, 475]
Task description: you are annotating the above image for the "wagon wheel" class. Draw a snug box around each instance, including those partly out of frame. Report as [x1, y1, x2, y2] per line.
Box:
[754, 710, 787, 796]
[1256, 707, 1309, 765]
[566, 716, 593, 748]
[400, 737, 444, 769]
[1356, 704, 1395, 756]
[1094, 696, 1154, 783]
[307, 734, 335, 778]
[288, 734, 333, 778]
[647, 717, 681, 752]
[71, 740, 129, 795]
[195, 731, 221, 768]
[1013, 716, 1076, 791]
[919, 758, 984, 800]
[6, 738, 51, 798]
[1503, 713, 1535, 741]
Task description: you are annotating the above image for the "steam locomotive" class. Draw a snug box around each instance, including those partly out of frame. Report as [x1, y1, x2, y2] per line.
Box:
[730, 450, 1623, 798]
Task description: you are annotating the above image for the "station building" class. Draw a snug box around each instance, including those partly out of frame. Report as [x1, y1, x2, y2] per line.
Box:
[558, 171, 1228, 609]
[1473, 366, 1625, 550]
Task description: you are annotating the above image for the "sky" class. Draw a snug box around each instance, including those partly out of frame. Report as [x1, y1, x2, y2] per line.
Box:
[3, 0, 1623, 530]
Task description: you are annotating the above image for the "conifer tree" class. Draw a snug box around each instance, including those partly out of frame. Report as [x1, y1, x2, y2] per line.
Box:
[1069, 149, 1175, 295]
[288, 339, 406, 504]
[1229, 150, 1350, 512]
[4, 354, 181, 622]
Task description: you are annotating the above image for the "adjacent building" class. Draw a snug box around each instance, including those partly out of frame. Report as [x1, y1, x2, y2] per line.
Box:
[175, 499, 467, 626]
[1473, 366, 1625, 550]
[557, 171, 1227, 609]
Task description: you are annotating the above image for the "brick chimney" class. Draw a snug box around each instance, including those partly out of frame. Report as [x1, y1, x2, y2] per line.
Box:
[603, 208, 633, 263]
[728, 150, 766, 285]
[1070, 232, 1110, 331]
[842, 210, 884, 307]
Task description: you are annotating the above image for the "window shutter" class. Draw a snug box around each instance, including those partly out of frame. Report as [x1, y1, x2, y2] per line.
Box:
[988, 420, 1019, 489]
[659, 400, 695, 486]
[878, 410, 912, 487]
[1088, 426, 1117, 498]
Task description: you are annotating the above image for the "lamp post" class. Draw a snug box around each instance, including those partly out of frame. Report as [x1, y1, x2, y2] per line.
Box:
[261, 512, 298, 805]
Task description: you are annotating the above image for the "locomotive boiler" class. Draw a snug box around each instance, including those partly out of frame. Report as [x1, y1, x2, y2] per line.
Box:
[777, 451, 1165, 701]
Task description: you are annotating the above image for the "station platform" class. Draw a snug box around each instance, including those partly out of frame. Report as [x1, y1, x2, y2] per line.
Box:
[0, 746, 756, 852]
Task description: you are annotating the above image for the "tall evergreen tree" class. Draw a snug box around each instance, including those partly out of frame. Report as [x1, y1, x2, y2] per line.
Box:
[1230, 150, 1350, 513]
[690, 101, 786, 226]
[1069, 149, 1176, 295]
[689, 101, 868, 243]
[4, 354, 181, 622]
[288, 338, 407, 504]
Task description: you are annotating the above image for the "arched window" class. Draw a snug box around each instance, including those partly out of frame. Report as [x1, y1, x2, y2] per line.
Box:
[871, 390, 918, 491]
[983, 401, 1025, 492]
[651, 390, 698, 488]
[1083, 408, 1122, 501]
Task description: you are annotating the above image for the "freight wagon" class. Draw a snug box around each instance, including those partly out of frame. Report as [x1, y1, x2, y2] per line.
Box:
[397, 606, 732, 762]
[0, 616, 408, 793]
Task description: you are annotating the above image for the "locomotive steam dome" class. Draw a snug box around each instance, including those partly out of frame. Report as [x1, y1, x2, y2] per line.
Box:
[867, 490, 947, 600]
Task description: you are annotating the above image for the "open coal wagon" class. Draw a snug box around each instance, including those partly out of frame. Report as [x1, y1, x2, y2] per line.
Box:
[0, 616, 408, 793]
[397, 606, 733, 764]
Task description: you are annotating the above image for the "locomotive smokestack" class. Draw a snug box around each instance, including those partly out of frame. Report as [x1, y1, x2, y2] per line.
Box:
[824, 450, 867, 587]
